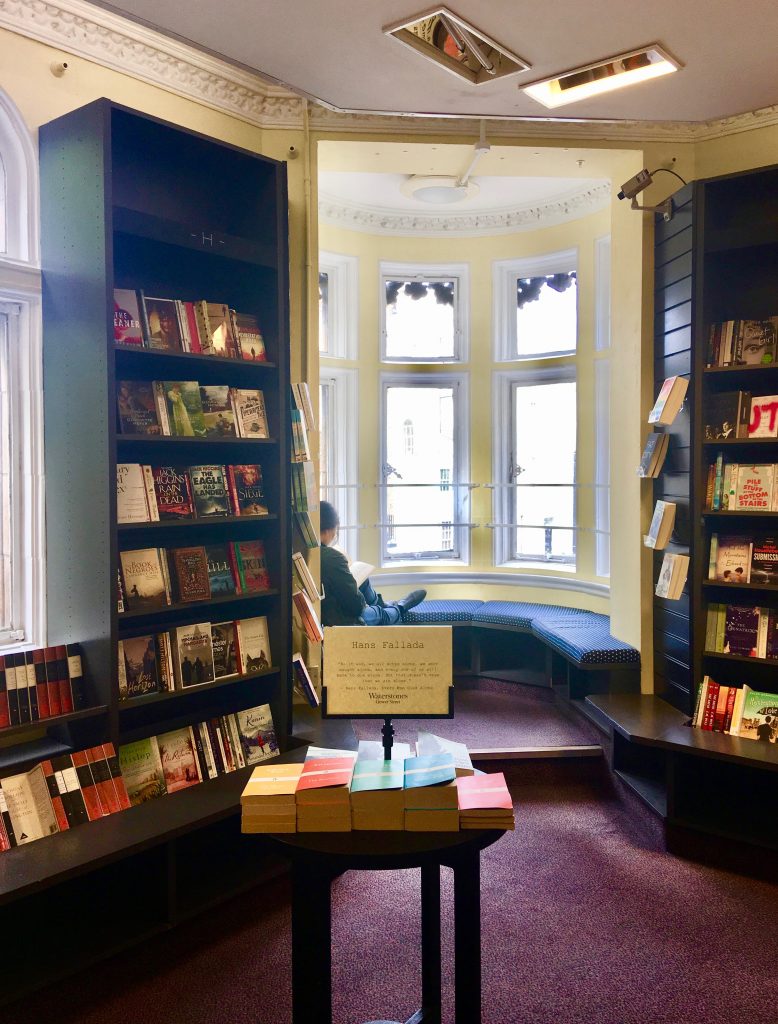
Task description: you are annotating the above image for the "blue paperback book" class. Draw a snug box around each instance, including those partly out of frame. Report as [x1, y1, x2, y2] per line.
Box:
[205, 543, 237, 596]
[402, 753, 456, 790]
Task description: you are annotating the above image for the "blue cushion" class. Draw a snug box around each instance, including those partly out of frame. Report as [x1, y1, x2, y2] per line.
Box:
[403, 599, 484, 624]
[531, 619, 640, 666]
[472, 601, 593, 628]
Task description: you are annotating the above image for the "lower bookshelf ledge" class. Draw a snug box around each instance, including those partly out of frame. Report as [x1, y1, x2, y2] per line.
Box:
[0, 737, 74, 774]
[613, 769, 667, 817]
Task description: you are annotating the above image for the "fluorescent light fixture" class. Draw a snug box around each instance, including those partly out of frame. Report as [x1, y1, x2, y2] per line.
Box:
[384, 7, 530, 85]
[522, 45, 680, 108]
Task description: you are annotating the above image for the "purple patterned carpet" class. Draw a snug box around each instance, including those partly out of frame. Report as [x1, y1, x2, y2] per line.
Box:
[352, 676, 601, 750]
[6, 759, 778, 1024]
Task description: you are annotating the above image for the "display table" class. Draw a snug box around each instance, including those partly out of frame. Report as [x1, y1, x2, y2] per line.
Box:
[268, 829, 506, 1024]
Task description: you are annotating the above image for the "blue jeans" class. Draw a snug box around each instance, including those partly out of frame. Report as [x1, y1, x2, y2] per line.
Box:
[359, 579, 401, 625]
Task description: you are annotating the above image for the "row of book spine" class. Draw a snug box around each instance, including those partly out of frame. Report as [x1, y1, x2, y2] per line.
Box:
[706, 458, 778, 511]
[0, 645, 87, 730]
[705, 602, 778, 660]
[705, 317, 778, 368]
[0, 744, 130, 852]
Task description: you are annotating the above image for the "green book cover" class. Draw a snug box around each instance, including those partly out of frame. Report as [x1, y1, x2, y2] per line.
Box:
[351, 759, 404, 793]
[163, 380, 207, 437]
[738, 689, 778, 742]
[119, 737, 167, 806]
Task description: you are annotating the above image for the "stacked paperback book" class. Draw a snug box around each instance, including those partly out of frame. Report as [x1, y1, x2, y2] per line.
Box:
[239, 733, 515, 834]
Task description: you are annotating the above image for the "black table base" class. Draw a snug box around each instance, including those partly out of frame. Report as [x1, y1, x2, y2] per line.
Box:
[274, 830, 505, 1024]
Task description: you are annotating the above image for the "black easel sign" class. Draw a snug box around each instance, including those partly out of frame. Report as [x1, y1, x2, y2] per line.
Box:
[322, 625, 452, 716]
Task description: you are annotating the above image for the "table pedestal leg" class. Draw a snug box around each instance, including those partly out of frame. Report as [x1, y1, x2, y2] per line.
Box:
[292, 861, 332, 1024]
[420, 864, 442, 1023]
[453, 848, 481, 1024]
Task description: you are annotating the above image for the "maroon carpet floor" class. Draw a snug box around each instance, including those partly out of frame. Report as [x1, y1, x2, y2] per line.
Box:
[352, 676, 601, 750]
[7, 759, 778, 1024]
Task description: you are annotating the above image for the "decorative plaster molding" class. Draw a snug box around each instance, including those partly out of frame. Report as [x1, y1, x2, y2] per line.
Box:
[1, 0, 776, 143]
[0, 0, 304, 128]
[318, 183, 611, 236]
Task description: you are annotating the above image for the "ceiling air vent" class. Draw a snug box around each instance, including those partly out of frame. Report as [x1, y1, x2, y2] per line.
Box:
[384, 7, 530, 85]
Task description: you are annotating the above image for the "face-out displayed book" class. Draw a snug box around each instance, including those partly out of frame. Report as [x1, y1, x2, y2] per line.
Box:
[704, 458, 778, 512]
[173, 622, 215, 688]
[199, 384, 237, 438]
[170, 545, 212, 603]
[707, 535, 752, 584]
[703, 390, 751, 441]
[231, 388, 269, 438]
[229, 539, 272, 594]
[637, 432, 670, 479]
[119, 547, 171, 612]
[706, 317, 778, 368]
[648, 375, 688, 426]
[644, 500, 676, 551]
[115, 381, 268, 440]
[403, 753, 459, 832]
[116, 380, 163, 436]
[234, 703, 279, 765]
[748, 394, 778, 438]
[705, 602, 778, 660]
[118, 634, 161, 699]
[156, 727, 203, 793]
[654, 552, 689, 600]
[694, 678, 778, 741]
[189, 465, 232, 518]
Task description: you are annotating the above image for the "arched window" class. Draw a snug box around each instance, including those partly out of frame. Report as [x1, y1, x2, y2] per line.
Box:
[0, 88, 43, 646]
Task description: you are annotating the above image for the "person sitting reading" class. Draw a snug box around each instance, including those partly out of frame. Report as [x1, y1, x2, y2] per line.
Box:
[319, 501, 426, 626]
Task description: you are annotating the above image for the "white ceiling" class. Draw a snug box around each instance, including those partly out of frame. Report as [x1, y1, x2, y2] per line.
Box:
[94, 0, 778, 124]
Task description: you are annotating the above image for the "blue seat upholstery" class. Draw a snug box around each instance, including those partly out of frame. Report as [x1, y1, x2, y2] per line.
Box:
[531, 618, 640, 666]
[471, 601, 594, 628]
[402, 598, 484, 624]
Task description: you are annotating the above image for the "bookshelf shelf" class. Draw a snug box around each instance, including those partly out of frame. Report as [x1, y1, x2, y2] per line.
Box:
[702, 437, 778, 446]
[115, 344, 276, 376]
[117, 667, 280, 709]
[118, 514, 278, 532]
[0, 737, 74, 774]
[703, 510, 778, 518]
[118, 588, 280, 621]
[702, 580, 778, 593]
[117, 434, 277, 446]
[702, 649, 777, 666]
[0, 704, 110, 741]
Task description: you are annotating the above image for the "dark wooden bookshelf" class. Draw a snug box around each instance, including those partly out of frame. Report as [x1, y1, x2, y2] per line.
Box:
[117, 667, 280, 709]
[702, 580, 778, 593]
[0, 97, 295, 1002]
[0, 704, 109, 741]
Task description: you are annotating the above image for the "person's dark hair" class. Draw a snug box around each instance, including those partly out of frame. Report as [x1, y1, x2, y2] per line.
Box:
[320, 500, 339, 532]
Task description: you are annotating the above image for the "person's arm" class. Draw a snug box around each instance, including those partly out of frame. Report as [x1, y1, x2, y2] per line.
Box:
[322, 547, 366, 618]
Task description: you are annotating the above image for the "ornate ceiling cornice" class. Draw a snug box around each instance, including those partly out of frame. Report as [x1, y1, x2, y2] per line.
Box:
[1, 0, 777, 143]
[318, 182, 612, 237]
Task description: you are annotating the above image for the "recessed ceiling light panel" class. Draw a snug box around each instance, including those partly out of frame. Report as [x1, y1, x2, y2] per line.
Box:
[384, 7, 530, 86]
[401, 175, 480, 204]
[522, 45, 681, 108]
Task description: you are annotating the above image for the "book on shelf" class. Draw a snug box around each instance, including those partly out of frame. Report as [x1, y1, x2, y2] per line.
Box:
[161, 381, 207, 438]
[292, 551, 321, 604]
[637, 432, 670, 478]
[211, 620, 240, 679]
[655, 552, 689, 600]
[292, 589, 324, 643]
[648, 375, 688, 426]
[157, 727, 203, 793]
[706, 458, 778, 511]
[40, 759, 70, 833]
[118, 634, 161, 700]
[233, 311, 266, 362]
[176, 300, 202, 354]
[170, 545, 212, 603]
[230, 539, 271, 593]
[231, 388, 269, 438]
[234, 704, 279, 765]
[190, 464, 232, 518]
[291, 381, 315, 433]
[199, 385, 237, 438]
[119, 737, 167, 806]
[113, 288, 144, 347]
[693, 679, 778, 740]
[708, 535, 752, 583]
[173, 622, 215, 688]
[290, 408, 311, 462]
[85, 746, 118, 816]
[294, 510, 319, 549]
[644, 500, 676, 550]
[120, 547, 171, 612]
[236, 615, 272, 674]
[117, 380, 163, 436]
[706, 602, 778, 660]
[205, 543, 239, 596]
[227, 464, 268, 516]
[748, 394, 778, 438]
[0, 763, 60, 844]
[723, 604, 761, 657]
[706, 317, 778, 368]
[704, 390, 751, 440]
[151, 466, 195, 520]
[733, 464, 774, 510]
[750, 535, 778, 584]
[71, 750, 105, 820]
[141, 295, 185, 352]
[732, 686, 778, 741]
[117, 463, 155, 524]
[195, 300, 240, 359]
[291, 652, 319, 708]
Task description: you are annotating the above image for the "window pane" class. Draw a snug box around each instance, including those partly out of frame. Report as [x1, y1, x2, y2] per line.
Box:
[385, 280, 455, 359]
[0, 312, 11, 625]
[516, 274, 577, 357]
[319, 381, 331, 500]
[384, 385, 456, 557]
[513, 380, 576, 561]
[318, 272, 329, 354]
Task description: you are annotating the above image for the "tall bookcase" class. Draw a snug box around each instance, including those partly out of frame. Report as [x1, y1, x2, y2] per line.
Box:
[0, 99, 292, 1001]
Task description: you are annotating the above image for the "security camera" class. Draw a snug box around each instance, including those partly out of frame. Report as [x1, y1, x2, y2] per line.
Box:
[287, 145, 299, 160]
[50, 61, 69, 77]
[617, 168, 652, 201]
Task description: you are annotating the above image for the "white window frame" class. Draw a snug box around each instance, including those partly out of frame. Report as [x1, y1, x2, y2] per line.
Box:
[379, 371, 470, 566]
[319, 366, 359, 558]
[380, 261, 469, 364]
[492, 364, 577, 568]
[492, 248, 578, 362]
[319, 250, 358, 360]
[0, 88, 44, 648]
[594, 235, 611, 351]
[595, 358, 611, 577]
